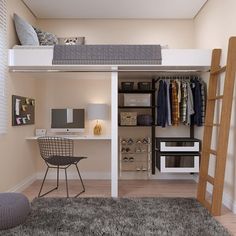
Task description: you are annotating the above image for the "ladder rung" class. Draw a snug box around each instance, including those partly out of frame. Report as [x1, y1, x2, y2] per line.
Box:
[208, 95, 224, 101]
[206, 175, 215, 185]
[202, 149, 217, 156]
[210, 149, 217, 155]
[205, 123, 220, 127]
[203, 200, 212, 211]
[210, 66, 226, 75]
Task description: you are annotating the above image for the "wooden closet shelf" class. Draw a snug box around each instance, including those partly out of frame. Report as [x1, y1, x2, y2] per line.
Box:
[118, 106, 155, 109]
[118, 89, 155, 94]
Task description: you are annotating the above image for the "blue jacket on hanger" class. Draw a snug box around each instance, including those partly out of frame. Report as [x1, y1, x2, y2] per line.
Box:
[157, 80, 168, 127]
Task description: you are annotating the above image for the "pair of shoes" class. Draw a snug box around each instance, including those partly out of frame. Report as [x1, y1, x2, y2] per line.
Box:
[135, 147, 142, 153]
[123, 157, 134, 162]
[135, 148, 147, 153]
[136, 166, 148, 171]
[121, 147, 131, 153]
[136, 138, 149, 144]
[142, 138, 149, 144]
[121, 138, 134, 145]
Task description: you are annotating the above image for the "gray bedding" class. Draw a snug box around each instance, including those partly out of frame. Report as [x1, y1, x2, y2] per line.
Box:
[52, 44, 162, 65]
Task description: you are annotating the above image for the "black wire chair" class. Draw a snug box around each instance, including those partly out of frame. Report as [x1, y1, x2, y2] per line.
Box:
[37, 136, 87, 198]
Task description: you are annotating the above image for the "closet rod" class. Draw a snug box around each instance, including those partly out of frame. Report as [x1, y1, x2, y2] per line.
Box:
[154, 75, 202, 83]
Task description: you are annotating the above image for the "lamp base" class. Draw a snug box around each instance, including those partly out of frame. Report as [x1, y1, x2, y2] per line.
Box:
[94, 123, 102, 135]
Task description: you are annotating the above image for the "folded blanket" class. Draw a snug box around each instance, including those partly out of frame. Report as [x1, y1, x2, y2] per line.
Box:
[52, 44, 162, 65]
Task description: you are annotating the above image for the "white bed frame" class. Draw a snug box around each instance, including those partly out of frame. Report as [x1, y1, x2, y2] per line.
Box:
[8, 47, 212, 71]
[8, 46, 212, 198]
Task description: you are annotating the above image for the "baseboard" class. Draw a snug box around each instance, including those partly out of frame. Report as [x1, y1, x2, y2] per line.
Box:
[193, 174, 235, 212]
[232, 202, 236, 214]
[36, 171, 111, 180]
[7, 174, 36, 193]
[150, 173, 197, 180]
[37, 170, 195, 181]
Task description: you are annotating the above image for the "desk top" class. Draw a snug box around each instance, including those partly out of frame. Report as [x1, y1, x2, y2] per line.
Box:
[26, 135, 111, 140]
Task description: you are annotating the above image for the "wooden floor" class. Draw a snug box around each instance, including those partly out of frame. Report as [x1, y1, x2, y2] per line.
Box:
[22, 179, 236, 235]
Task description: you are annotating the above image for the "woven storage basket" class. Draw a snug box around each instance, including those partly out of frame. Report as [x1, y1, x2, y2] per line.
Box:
[120, 112, 137, 126]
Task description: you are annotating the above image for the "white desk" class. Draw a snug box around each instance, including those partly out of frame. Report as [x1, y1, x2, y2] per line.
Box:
[26, 135, 111, 140]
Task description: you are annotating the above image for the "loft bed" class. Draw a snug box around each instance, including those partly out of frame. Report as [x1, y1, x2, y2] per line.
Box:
[8, 45, 212, 72]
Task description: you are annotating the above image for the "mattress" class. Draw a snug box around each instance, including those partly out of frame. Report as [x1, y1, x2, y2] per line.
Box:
[52, 45, 162, 65]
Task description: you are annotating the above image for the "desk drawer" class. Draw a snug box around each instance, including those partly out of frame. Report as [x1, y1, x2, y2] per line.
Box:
[156, 152, 200, 173]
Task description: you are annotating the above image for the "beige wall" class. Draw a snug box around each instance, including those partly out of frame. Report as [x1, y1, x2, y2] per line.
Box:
[35, 74, 112, 175]
[194, 0, 236, 204]
[0, 0, 37, 192]
[7, 0, 37, 48]
[37, 19, 194, 48]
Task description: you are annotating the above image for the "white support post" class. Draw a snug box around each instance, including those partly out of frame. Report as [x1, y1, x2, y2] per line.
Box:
[111, 67, 118, 197]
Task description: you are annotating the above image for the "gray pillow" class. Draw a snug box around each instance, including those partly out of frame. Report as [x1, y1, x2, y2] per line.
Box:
[34, 28, 58, 46]
[13, 14, 39, 46]
[58, 37, 85, 45]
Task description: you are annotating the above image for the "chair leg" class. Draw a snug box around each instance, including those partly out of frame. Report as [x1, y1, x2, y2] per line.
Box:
[65, 168, 69, 198]
[57, 166, 59, 188]
[38, 166, 58, 198]
[74, 164, 85, 197]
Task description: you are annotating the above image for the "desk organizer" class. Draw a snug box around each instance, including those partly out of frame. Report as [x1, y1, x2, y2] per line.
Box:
[12, 95, 35, 126]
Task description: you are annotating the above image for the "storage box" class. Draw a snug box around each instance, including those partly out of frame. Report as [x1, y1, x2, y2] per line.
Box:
[121, 82, 134, 91]
[124, 94, 151, 106]
[120, 112, 137, 126]
[137, 114, 153, 126]
[138, 82, 151, 90]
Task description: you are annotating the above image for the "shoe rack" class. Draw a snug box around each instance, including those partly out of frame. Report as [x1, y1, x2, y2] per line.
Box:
[119, 137, 151, 177]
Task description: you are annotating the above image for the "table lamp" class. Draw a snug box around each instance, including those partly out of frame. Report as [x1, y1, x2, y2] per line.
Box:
[87, 103, 109, 135]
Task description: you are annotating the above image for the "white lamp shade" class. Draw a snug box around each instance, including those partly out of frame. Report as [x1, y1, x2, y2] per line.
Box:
[87, 104, 109, 120]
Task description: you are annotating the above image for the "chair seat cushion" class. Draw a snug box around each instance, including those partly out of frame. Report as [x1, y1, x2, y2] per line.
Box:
[0, 193, 30, 230]
[47, 156, 87, 166]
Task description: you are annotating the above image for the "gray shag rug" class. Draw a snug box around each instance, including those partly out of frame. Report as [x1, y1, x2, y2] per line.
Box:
[0, 197, 231, 236]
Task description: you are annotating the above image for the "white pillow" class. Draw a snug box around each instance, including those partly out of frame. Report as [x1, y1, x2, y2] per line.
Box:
[13, 13, 39, 46]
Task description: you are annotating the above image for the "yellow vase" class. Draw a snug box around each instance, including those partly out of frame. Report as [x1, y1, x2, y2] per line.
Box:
[94, 122, 102, 135]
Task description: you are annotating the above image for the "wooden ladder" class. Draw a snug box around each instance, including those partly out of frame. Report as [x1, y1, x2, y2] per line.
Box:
[197, 37, 236, 216]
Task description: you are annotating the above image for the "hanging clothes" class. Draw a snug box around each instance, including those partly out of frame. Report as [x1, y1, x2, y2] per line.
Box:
[166, 80, 172, 126]
[171, 80, 179, 126]
[180, 81, 188, 123]
[176, 80, 181, 121]
[186, 81, 195, 125]
[157, 80, 168, 127]
[200, 80, 207, 125]
[193, 79, 203, 126]
[156, 76, 206, 127]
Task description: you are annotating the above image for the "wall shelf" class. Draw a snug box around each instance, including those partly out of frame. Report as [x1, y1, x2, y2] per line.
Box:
[118, 106, 155, 109]
[118, 89, 155, 94]
[119, 125, 154, 127]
